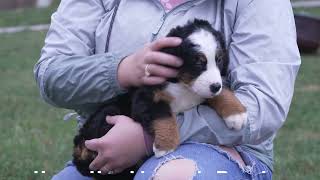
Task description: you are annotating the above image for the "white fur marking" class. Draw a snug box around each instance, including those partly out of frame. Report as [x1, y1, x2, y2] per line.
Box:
[188, 29, 217, 63]
[191, 67, 222, 97]
[188, 29, 222, 98]
[164, 83, 204, 113]
[153, 143, 174, 158]
[224, 112, 248, 131]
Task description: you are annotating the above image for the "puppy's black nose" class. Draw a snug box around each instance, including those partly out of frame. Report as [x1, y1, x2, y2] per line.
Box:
[210, 83, 221, 94]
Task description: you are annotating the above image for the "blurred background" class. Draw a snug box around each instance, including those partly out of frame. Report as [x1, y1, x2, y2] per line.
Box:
[0, 0, 319, 179]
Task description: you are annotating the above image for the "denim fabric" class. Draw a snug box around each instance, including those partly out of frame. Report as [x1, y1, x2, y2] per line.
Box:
[52, 143, 272, 180]
[51, 161, 91, 180]
[135, 142, 272, 180]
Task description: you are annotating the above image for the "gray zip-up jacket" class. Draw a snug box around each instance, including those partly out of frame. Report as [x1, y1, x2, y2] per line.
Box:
[34, 0, 300, 170]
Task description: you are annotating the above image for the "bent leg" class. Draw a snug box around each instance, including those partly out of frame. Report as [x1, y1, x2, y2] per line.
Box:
[153, 159, 197, 180]
[51, 161, 92, 180]
[134, 142, 272, 180]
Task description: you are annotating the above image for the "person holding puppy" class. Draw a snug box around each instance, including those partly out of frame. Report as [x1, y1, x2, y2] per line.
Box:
[34, 0, 300, 179]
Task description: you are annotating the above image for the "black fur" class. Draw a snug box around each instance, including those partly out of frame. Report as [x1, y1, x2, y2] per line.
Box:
[165, 19, 228, 83]
[72, 94, 138, 180]
[72, 19, 228, 180]
[131, 85, 172, 137]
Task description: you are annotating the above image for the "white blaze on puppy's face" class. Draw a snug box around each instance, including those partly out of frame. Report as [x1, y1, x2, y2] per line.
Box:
[188, 29, 222, 98]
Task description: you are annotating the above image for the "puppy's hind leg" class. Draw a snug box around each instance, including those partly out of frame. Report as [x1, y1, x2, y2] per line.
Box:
[152, 115, 179, 157]
[131, 88, 179, 157]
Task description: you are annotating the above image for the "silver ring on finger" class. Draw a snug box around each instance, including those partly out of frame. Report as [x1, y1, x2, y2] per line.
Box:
[100, 166, 110, 174]
[107, 170, 115, 175]
[145, 64, 151, 77]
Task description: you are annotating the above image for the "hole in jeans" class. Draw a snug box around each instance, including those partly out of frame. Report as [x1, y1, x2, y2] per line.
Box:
[152, 159, 197, 180]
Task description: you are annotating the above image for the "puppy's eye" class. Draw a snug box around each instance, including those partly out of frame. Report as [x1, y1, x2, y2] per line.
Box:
[198, 54, 207, 63]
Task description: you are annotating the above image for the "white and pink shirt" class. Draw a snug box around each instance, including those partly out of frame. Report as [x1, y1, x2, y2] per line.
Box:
[160, 0, 186, 11]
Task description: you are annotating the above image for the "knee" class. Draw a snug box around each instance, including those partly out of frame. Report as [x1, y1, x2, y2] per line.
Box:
[51, 163, 92, 180]
[153, 159, 197, 180]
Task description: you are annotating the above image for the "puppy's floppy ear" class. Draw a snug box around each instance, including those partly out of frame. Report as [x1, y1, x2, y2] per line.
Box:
[161, 39, 198, 84]
[214, 31, 229, 77]
[216, 45, 228, 77]
[160, 26, 186, 83]
[160, 44, 182, 84]
[166, 25, 185, 38]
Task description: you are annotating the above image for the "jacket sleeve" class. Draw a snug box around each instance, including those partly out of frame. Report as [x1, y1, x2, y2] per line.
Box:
[177, 0, 301, 145]
[33, 0, 126, 110]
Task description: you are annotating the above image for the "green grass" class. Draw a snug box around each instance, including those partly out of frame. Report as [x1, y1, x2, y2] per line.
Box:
[273, 55, 320, 180]
[294, 7, 320, 17]
[0, 31, 75, 180]
[0, 0, 60, 27]
[0, 31, 320, 179]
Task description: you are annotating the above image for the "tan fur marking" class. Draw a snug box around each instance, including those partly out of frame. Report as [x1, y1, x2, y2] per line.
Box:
[178, 72, 194, 85]
[154, 90, 174, 103]
[74, 144, 96, 161]
[153, 117, 179, 151]
[207, 88, 246, 118]
[74, 146, 82, 158]
[80, 147, 90, 160]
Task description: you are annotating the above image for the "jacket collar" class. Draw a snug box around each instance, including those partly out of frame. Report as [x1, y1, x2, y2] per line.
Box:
[150, 0, 207, 14]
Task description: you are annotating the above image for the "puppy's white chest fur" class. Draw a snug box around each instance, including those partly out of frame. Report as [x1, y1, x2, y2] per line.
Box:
[164, 83, 204, 113]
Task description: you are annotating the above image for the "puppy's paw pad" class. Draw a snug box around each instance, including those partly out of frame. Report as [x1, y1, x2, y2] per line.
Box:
[224, 112, 247, 131]
[153, 143, 174, 158]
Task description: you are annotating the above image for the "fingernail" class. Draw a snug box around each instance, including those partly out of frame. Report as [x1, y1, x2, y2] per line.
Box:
[84, 141, 89, 147]
[174, 38, 182, 44]
[89, 164, 95, 171]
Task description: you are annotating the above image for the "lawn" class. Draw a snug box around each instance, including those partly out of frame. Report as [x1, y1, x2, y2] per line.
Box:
[294, 7, 320, 16]
[0, 0, 59, 27]
[1, 2, 320, 179]
[0, 31, 74, 180]
[0, 30, 319, 180]
[273, 54, 320, 180]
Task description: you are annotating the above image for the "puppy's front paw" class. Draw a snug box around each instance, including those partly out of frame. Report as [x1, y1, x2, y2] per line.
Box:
[153, 143, 175, 158]
[224, 112, 247, 131]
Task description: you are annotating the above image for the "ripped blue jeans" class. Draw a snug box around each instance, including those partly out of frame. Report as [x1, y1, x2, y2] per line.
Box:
[52, 142, 272, 180]
[135, 142, 272, 180]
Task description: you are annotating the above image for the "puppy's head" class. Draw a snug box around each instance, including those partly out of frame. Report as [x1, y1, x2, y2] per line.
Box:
[163, 19, 228, 98]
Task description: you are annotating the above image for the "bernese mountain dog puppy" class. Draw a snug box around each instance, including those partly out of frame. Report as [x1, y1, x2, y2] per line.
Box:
[72, 19, 247, 180]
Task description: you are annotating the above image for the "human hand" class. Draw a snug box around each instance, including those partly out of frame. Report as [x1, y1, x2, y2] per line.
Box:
[85, 115, 149, 174]
[117, 37, 183, 88]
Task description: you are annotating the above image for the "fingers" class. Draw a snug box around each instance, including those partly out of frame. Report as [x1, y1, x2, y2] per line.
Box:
[106, 115, 134, 124]
[149, 37, 182, 51]
[89, 153, 108, 171]
[145, 64, 178, 78]
[106, 116, 119, 125]
[100, 165, 125, 175]
[85, 139, 108, 170]
[141, 76, 166, 85]
[100, 164, 113, 175]
[85, 139, 101, 152]
[113, 168, 125, 174]
[145, 51, 183, 67]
